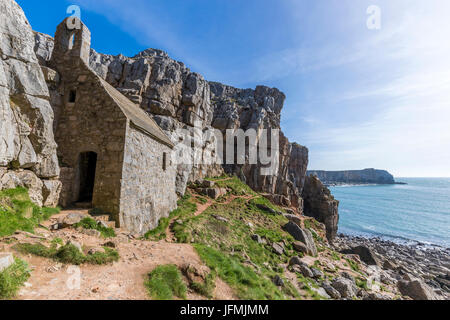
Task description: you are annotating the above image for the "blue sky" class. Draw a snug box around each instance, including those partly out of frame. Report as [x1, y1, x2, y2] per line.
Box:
[17, 0, 450, 177]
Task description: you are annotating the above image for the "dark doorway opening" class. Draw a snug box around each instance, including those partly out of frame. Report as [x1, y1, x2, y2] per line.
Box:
[78, 152, 97, 202]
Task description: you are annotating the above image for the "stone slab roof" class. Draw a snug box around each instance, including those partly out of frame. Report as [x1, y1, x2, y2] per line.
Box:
[99, 78, 174, 148]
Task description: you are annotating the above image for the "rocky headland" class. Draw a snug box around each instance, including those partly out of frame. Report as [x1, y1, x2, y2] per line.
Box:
[307, 168, 404, 186]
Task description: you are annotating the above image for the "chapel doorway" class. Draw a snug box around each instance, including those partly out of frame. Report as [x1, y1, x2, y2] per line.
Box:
[78, 151, 97, 202]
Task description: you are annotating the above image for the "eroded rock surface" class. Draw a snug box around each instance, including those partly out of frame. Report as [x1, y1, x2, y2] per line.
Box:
[0, 0, 60, 206]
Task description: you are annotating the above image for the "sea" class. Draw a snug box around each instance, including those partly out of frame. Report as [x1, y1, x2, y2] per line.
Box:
[330, 178, 450, 248]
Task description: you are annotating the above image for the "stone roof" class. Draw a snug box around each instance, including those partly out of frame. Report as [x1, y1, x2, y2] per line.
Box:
[99, 78, 174, 148]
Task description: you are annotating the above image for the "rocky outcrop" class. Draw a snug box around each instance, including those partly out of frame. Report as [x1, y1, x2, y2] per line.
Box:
[302, 175, 339, 241]
[0, 0, 60, 206]
[307, 168, 396, 186]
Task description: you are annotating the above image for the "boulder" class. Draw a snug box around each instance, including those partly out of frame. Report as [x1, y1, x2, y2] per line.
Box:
[311, 268, 324, 279]
[283, 214, 302, 226]
[283, 222, 317, 256]
[272, 275, 284, 287]
[341, 245, 380, 266]
[0, 253, 14, 272]
[272, 242, 285, 256]
[398, 279, 437, 300]
[322, 281, 341, 299]
[256, 204, 277, 214]
[331, 277, 356, 298]
[289, 256, 304, 267]
[42, 179, 62, 207]
[293, 241, 309, 255]
[299, 265, 314, 278]
[60, 212, 88, 227]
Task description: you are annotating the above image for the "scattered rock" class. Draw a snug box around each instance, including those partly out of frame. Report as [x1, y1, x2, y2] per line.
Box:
[251, 234, 263, 244]
[202, 180, 216, 188]
[212, 215, 229, 223]
[255, 204, 276, 214]
[182, 263, 210, 284]
[82, 229, 102, 238]
[60, 212, 88, 228]
[282, 222, 317, 256]
[88, 247, 105, 255]
[341, 245, 380, 266]
[272, 242, 285, 256]
[311, 287, 331, 299]
[398, 279, 437, 300]
[300, 265, 314, 278]
[289, 256, 304, 267]
[67, 241, 82, 253]
[311, 268, 324, 279]
[0, 253, 14, 272]
[322, 282, 341, 299]
[272, 275, 284, 287]
[331, 277, 356, 298]
[292, 241, 309, 254]
[103, 241, 117, 248]
[283, 214, 302, 226]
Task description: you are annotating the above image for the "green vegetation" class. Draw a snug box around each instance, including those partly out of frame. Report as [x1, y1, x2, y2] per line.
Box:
[74, 217, 116, 238]
[145, 265, 187, 300]
[331, 251, 341, 261]
[171, 177, 302, 299]
[190, 271, 217, 299]
[356, 278, 368, 290]
[213, 176, 257, 196]
[14, 242, 119, 265]
[0, 257, 30, 300]
[0, 187, 60, 237]
[194, 244, 285, 300]
[146, 192, 197, 241]
[346, 258, 360, 272]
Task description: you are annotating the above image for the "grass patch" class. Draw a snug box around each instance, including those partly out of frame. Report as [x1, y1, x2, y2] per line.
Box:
[0, 187, 60, 237]
[346, 258, 360, 272]
[190, 271, 217, 299]
[194, 244, 286, 300]
[74, 217, 116, 238]
[145, 265, 187, 300]
[146, 193, 197, 241]
[14, 243, 119, 265]
[0, 257, 30, 299]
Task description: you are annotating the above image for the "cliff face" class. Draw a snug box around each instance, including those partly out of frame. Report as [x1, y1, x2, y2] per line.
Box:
[0, 0, 60, 207]
[302, 175, 339, 242]
[307, 169, 395, 186]
[34, 37, 309, 211]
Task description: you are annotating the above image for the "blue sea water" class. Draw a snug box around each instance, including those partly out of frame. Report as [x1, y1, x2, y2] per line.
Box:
[330, 178, 450, 248]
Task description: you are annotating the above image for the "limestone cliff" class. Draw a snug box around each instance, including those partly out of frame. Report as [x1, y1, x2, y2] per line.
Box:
[34, 39, 309, 211]
[307, 168, 396, 186]
[0, 0, 60, 207]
